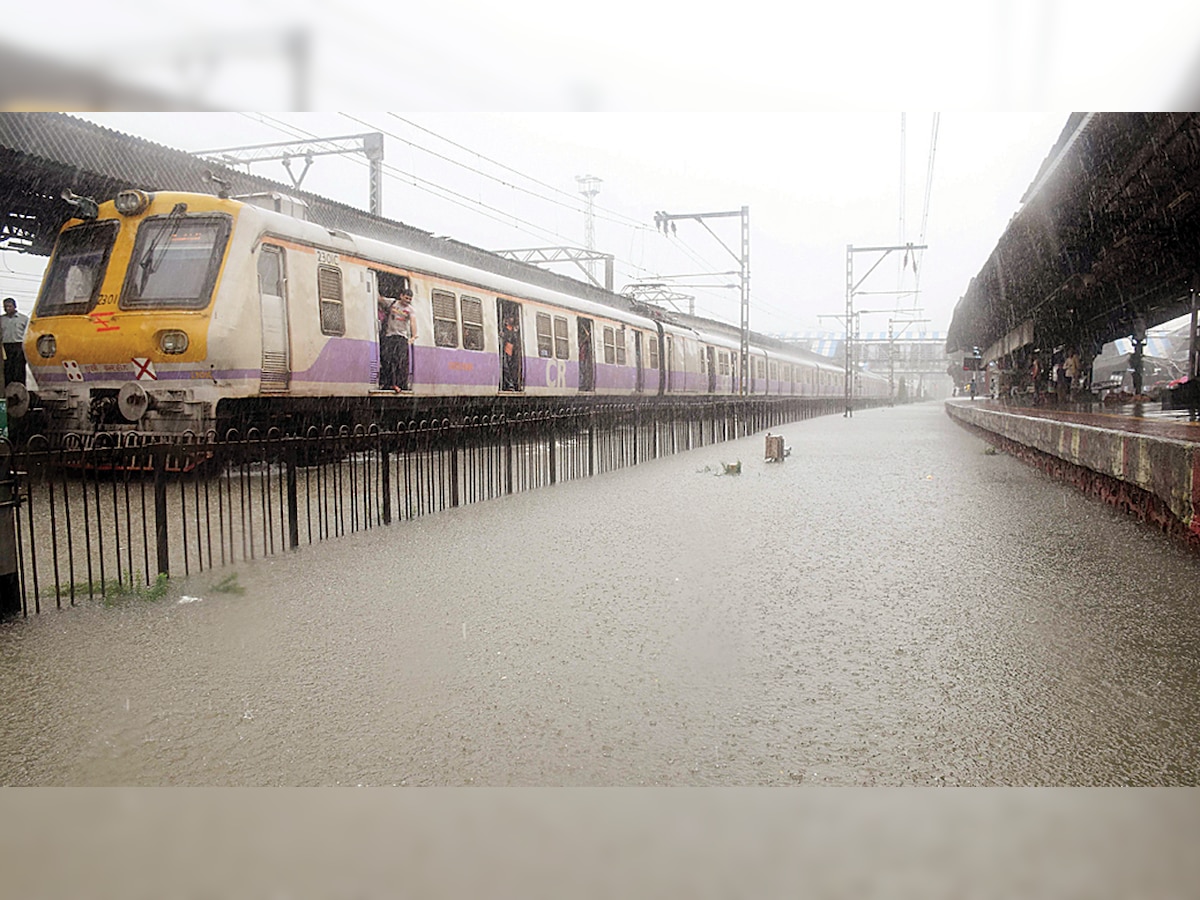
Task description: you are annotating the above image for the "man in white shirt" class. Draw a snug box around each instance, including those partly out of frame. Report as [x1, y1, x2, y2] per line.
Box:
[1, 297, 29, 387]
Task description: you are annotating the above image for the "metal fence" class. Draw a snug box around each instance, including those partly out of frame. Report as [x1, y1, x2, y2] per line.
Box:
[0, 396, 848, 616]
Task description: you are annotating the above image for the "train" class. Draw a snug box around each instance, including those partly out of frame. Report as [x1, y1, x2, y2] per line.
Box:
[7, 188, 888, 439]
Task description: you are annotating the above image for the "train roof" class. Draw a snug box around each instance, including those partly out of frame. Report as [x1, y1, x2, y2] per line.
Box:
[229, 192, 846, 366]
[209, 194, 659, 332]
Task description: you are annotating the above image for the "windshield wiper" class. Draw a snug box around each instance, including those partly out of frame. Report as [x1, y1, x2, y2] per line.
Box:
[138, 202, 188, 294]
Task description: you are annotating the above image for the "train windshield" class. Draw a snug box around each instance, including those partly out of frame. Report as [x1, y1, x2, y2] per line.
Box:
[121, 213, 232, 310]
[35, 219, 119, 316]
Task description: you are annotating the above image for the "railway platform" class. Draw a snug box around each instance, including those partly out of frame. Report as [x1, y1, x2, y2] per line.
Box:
[945, 397, 1200, 547]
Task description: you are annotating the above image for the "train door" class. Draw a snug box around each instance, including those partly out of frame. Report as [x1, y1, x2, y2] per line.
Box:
[498, 299, 524, 391]
[634, 331, 644, 392]
[706, 346, 716, 393]
[257, 245, 290, 392]
[666, 335, 675, 392]
[578, 317, 595, 392]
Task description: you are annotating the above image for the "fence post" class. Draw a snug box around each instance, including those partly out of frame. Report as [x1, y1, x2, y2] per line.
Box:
[0, 442, 20, 618]
[632, 406, 639, 464]
[450, 443, 460, 508]
[153, 445, 170, 578]
[505, 422, 514, 495]
[587, 415, 595, 478]
[380, 442, 392, 525]
[286, 446, 300, 550]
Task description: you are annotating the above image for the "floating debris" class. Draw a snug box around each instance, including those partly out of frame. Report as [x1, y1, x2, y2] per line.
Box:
[764, 433, 792, 462]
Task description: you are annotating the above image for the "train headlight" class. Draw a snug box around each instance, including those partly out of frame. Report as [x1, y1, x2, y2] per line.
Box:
[157, 330, 189, 354]
[37, 334, 57, 358]
[115, 189, 152, 216]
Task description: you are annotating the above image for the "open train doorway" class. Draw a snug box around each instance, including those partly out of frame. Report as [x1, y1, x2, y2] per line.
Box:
[578, 317, 595, 392]
[372, 269, 413, 390]
[634, 331, 644, 392]
[498, 298, 524, 391]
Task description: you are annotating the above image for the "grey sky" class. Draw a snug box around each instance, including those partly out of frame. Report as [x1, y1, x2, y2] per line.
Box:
[3, 0, 1198, 334]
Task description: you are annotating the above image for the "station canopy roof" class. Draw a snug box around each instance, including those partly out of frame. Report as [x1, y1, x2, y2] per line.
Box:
[946, 113, 1200, 358]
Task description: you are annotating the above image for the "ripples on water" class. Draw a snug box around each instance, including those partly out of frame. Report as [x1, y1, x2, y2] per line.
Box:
[2, 401, 1199, 785]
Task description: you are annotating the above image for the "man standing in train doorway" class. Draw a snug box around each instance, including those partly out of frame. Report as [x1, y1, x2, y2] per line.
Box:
[1, 297, 28, 388]
[379, 288, 417, 392]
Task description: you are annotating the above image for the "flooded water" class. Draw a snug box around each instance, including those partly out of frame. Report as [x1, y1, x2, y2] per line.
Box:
[3, 400, 1199, 785]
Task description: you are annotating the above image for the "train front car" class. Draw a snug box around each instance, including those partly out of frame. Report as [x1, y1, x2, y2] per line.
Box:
[19, 190, 243, 440]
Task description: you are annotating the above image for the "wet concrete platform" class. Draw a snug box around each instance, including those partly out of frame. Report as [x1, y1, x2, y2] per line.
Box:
[945, 398, 1200, 539]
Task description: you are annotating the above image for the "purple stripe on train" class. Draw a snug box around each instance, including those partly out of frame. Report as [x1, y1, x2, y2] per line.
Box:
[416, 346, 499, 388]
[33, 339, 737, 394]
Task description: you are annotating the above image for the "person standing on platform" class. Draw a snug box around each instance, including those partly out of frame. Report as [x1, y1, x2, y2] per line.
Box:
[1064, 348, 1080, 401]
[1, 298, 29, 387]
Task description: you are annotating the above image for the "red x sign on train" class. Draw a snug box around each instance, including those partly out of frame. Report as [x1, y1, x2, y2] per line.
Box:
[131, 358, 157, 381]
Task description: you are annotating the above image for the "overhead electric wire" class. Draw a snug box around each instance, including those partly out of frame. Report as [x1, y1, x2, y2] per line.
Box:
[250, 112, 609, 251]
[380, 113, 652, 231]
[912, 113, 940, 305]
[0, 270, 44, 283]
[245, 113, 733, 297]
[344, 114, 642, 232]
[237, 112, 754, 326]
[241, 113, 584, 248]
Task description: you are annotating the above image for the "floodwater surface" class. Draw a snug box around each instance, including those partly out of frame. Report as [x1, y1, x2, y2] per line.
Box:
[2, 401, 1199, 785]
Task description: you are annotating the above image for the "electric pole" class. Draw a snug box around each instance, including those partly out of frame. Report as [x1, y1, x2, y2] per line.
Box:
[193, 132, 385, 216]
[844, 242, 927, 416]
[654, 207, 750, 393]
[577, 175, 602, 284]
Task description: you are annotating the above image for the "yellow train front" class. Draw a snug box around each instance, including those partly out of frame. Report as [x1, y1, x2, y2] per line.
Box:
[15, 189, 245, 438]
[15, 188, 384, 439]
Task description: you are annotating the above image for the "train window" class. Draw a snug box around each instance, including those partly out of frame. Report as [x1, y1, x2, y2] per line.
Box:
[553, 316, 569, 359]
[649, 337, 659, 369]
[616, 327, 626, 365]
[756, 358, 765, 380]
[35, 219, 119, 316]
[121, 213, 232, 310]
[432, 289, 459, 348]
[535, 312, 554, 358]
[257, 247, 284, 296]
[317, 265, 345, 335]
[770, 361, 778, 381]
[603, 326, 615, 364]
[718, 351, 730, 376]
[461, 296, 484, 350]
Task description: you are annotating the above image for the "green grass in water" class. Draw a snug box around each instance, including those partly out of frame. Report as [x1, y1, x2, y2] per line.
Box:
[210, 572, 246, 595]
